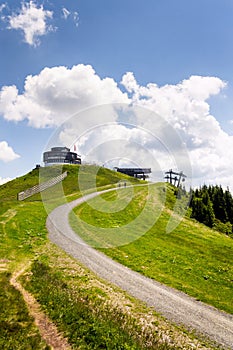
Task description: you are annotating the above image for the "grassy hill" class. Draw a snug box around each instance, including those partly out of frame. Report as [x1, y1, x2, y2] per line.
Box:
[0, 164, 227, 349]
[0, 164, 139, 203]
[71, 183, 233, 315]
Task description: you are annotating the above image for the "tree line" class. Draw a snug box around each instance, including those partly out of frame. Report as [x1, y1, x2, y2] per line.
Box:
[189, 185, 233, 236]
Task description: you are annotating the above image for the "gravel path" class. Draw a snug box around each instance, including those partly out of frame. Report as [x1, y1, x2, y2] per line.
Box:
[46, 188, 233, 349]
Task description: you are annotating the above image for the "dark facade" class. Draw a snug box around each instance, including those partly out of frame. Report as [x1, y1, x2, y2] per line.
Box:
[115, 167, 151, 180]
[43, 147, 81, 166]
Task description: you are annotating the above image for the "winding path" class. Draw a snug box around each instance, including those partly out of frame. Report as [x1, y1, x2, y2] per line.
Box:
[46, 188, 233, 349]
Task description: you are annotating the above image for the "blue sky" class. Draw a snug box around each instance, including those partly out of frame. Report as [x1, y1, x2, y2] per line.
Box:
[0, 0, 233, 188]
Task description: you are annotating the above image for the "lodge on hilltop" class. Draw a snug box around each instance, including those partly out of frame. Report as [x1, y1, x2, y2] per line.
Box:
[43, 147, 81, 166]
[42, 148, 187, 186]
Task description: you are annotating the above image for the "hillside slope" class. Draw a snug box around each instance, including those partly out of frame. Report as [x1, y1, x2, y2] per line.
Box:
[0, 164, 140, 203]
[48, 189, 233, 349]
[0, 165, 227, 349]
[71, 183, 233, 315]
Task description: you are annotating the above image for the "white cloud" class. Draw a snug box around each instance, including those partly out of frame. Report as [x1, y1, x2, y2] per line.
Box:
[73, 11, 79, 27]
[8, 1, 53, 47]
[121, 73, 233, 188]
[0, 3, 6, 13]
[62, 7, 70, 20]
[0, 64, 129, 128]
[0, 177, 12, 185]
[0, 2, 7, 21]
[1, 65, 233, 189]
[61, 7, 79, 27]
[0, 141, 20, 162]
[121, 73, 227, 152]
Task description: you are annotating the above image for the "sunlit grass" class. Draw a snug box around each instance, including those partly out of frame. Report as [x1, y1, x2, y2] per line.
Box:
[71, 184, 233, 314]
[0, 271, 49, 350]
[0, 165, 227, 348]
[70, 184, 165, 248]
[23, 259, 176, 350]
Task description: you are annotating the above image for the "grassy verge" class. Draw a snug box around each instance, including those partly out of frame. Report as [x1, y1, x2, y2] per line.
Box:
[0, 200, 49, 349]
[23, 259, 168, 349]
[0, 271, 49, 350]
[71, 184, 233, 314]
[0, 202, 47, 263]
[21, 243, 215, 350]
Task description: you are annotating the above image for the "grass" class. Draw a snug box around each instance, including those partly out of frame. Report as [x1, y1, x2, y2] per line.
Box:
[0, 271, 49, 350]
[0, 198, 50, 348]
[21, 242, 214, 349]
[0, 201, 47, 262]
[0, 165, 223, 348]
[0, 164, 139, 202]
[1, 165, 192, 349]
[22, 257, 176, 350]
[69, 184, 168, 248]
[71, 183, 233, 314]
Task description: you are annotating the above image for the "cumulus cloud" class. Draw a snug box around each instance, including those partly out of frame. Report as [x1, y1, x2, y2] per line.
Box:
[0, 64, 233, 189]
[0, 64, 129, 128]
[121, 73, 233, 188]
[121, 72, 227, 150]
[8, 1, 53, 47]
[0, 141, 20, 162]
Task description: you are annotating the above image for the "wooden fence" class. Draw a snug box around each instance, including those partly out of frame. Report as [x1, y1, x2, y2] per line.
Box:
[18, 171, 67, 201]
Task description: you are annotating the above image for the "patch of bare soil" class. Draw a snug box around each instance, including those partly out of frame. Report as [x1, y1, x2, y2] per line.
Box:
[10, 265, 72, 350]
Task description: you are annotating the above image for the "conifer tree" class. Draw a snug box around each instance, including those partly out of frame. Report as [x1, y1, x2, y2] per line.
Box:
[189, 185, 232, 235]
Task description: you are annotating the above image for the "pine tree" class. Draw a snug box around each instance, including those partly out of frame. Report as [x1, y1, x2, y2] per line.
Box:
[189, 185, 232, 235]
[225, 187, 233, 224]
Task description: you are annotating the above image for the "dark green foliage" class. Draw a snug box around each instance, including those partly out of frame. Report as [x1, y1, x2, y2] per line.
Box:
[213, 219, 232, 235]
[190, 185, 233, 235]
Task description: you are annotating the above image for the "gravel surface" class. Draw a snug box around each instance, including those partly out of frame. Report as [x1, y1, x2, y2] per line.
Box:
[46, 188, 233, 349]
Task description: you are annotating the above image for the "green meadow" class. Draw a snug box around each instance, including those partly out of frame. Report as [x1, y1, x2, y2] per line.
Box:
[71, 184, 233, 314]
[0, 164, 228, 348]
